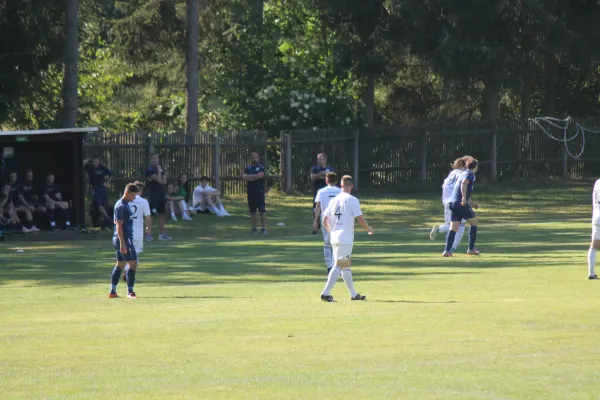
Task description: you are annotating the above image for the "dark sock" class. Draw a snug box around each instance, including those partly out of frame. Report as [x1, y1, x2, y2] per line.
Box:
[26, 220, 33, 229]
[63, 209, 71, 224]
[48, 209, 56, 224]
[111, 267, 122, 291]
[445, 230, 457, 252]
[126, 269, 136, 293]
[469, 226, 478, 250]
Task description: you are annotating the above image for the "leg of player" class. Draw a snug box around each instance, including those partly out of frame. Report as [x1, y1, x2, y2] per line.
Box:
[259, 211, 267, 235]
[443, 221, 460, 257]
[250, 211, 258, 234]
[110, 237, 127, 298]
[431, 203, 451, 240]
[588, 236, 600, 279]
[46, 202, 57, 229]
[466, 217, 479, 255]
[16, 205, 37, 231]
[451, 222, 466, 253]
[323, 230, 333, 274]
[57, 202, 72, 228]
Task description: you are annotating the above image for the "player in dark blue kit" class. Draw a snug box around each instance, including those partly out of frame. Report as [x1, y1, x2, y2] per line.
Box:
[243, 152, 267, 234]
[85, 155, 113, 229]
[443, 158, 480, 257]
[109, 184, 140, 299]
[43, 173, 72, 230]
[310, 153, 334, 233]
[146, 153, 171, 241]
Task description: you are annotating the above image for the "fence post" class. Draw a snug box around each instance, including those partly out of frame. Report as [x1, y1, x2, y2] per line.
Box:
[212, 135, 221, 191]
[491, 129, 498, 182]
[419, 133, 427, 184]
[562, 145, 568, 179]
[279, 131, 284, 191]
[353, 129, 360, 191]
[145, 133, 153, 168]
[264, 145, 268, 194]
[284, 133, 292, 194]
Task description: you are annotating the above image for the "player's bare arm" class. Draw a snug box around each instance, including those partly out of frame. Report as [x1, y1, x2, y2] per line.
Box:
[357, 215, 374, 235]
[116, 219, 127, 254]
[313, 202, 322, 231]
[323, 215, 332, 233]
[145, 216, 152, 235]
[460, 178, 470, 206]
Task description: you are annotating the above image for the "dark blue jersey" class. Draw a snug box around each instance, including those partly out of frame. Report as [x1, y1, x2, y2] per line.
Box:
[311, 165, 334, 195]
[9, 181, 21, 203]
[146, 165, 165, 195]
[113, 199, 134, 240]
[450, 170, 476, 203]
[244, 163, 265, 196]
[43, 182, 60, 201]
[19, 181, 37, 203]
[85, 163, 112, 189]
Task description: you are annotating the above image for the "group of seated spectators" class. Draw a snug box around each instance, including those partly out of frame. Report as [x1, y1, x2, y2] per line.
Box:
[0, 169, 72, 233]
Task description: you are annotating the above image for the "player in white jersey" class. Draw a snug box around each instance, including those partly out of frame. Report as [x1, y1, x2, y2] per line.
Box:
[320, 175, 373, 302]
[429, 156, 473, 253]
[122, 181, 152, 281]
[313, 172, 342, 274]
[588, 179, 600, 279]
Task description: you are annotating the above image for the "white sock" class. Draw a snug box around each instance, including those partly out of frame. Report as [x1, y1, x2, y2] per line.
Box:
[324, 244, 333, 270]
[322, 266, 341, 295]
[219, 205, 225, 211]
[438, 224, 449, 233]
[589, 248, 597, 277]
[453, 224, 465, 250]
[341, 268, 358, 297]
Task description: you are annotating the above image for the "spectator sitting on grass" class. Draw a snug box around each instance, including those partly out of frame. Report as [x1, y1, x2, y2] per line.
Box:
[176, 174, 195, 212]
[192, 176, 231, 217]
[166, 182, 192, 221]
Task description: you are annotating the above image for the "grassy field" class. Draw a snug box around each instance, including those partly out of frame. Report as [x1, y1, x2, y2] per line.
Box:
[1, 180, 599, 399]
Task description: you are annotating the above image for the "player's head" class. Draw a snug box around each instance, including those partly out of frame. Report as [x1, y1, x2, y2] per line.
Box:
[340, 175, 354, 192]
[462, 155, 474, 164]
[173, 182, 180, 192]
[150, 153, 159, 166]
[200, 176, 210, 188]
[46, 173, 55, 184]
[179, 174, 188, 184]
[133, 181, 145, 196]
[25, 169, 33, 182]
[91, 154, 100, 168]
[466, 158, 479, 172]
[8, 171, 17, 183]
[326, 172, 338, 186]
[124, 183, 139, 201]
[451, 158, 467, 170]
[317, 153, 327, 167]
[250, 152, 259, 165]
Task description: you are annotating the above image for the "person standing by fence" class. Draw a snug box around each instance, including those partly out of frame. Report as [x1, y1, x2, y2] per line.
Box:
[243, 152, 267, 235]
[146, 153, 171, 241]
[310, 153, 334, 233]
[84, 155, 113, 230]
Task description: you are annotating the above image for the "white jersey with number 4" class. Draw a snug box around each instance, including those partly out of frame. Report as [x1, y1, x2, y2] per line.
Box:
[593, 179, 600, 225]
[315, 185, 342, 214]
[129, 195, 151, 240]
[323, 192, 363, 245]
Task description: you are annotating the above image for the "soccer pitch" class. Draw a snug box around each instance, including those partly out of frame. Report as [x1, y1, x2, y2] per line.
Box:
[1, 181, 599, 399]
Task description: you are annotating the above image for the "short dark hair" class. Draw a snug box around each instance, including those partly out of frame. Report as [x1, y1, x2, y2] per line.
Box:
[133, 181, 145, 188]
[46, 172, 55, 177]
[466, 158, 479, 170]
[200, 176, 210, 182]
[326, 172, 338, 184]
[125, 183, 139, 193]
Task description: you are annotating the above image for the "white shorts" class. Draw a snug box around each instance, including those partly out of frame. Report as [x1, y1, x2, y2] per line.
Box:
[332, 243, 353, 261]
[593, 224, 600, 241]
[133, 239, 143, 254]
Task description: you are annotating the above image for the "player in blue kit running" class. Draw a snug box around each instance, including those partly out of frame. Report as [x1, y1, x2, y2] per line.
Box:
[443, 158, 480, 257]
[108, 184, 140, 299]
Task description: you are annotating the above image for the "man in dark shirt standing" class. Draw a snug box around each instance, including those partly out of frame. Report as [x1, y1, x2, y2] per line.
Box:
[310, 153, 334, 233]
[146, 153, 171, 241]
[43, 173, 72, 230]
[85, 155, 113, 229]
[243, 152, 266, 235]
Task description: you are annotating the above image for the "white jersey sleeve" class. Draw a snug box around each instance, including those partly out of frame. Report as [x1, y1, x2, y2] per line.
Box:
[593, 179, 600, 224]
[142, 198, 151, 217]
[315, 188, 325, 206]
[442, 169, 463, 204]
[131, 196, 147, 240]
[350, 196, 363, 218]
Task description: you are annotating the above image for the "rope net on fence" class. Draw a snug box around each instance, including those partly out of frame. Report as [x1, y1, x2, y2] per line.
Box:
[529, 117, 600, 160]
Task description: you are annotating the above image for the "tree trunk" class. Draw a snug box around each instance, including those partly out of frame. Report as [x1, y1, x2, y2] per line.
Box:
[61, 0, 78, 128]
[185, 0, 199, 144]
[481, 80, 500, 124]
[520, 56, 534, 121]
[542, 54, 559, 116]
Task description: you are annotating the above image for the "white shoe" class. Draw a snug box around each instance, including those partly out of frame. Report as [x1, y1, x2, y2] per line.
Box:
[171, 215, 178, 221]
[22, 227, 31, 233]
[30, 226, 40, 232]
[429, 225, 438, 240]
[182, 214, 193, 221]
[220, 210, 231, 217]
[216, 210, 226, 217]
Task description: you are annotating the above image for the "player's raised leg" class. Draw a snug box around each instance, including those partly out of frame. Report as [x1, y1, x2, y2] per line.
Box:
[465, 217, 479, 255]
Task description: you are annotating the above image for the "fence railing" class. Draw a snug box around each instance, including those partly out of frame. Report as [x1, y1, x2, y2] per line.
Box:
[83, 119, 600, 195]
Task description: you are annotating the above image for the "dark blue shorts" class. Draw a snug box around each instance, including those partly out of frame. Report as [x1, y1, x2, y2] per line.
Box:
[449, 202, 476, 222]
[248, 193, 266, 213]
[92, 186, 109, 208]
[113, 236, 138, 262]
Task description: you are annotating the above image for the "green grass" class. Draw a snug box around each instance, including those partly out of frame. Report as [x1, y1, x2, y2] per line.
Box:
[1, 180, 599, 399]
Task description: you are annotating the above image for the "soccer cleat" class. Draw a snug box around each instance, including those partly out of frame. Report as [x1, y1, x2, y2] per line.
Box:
[145, 234, 154, 242]
[351, 293, 366, 301]
[127, 292, 137, 299]
[261, 229, 267, 235]
[450, 247, 458, 253]
[159, 234, 172, 241]
[442, 251, 453, 257]
[108, 292, 119, 298]
[467, 249, 480, 256]
[429, 225, 438, 240]
[321, 294, 335, 302]
[589, 275, 599, 280]
[250, 228, 258, 235]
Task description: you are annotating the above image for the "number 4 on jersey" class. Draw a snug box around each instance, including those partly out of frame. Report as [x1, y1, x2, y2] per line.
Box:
[334, 206, 342, 220]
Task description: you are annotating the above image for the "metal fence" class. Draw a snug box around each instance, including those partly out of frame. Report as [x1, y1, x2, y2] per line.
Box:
[83, 119, 600, 195]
